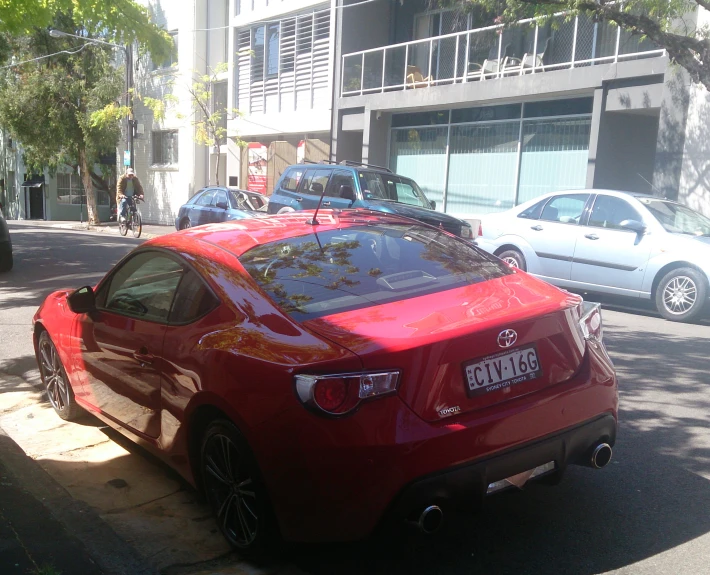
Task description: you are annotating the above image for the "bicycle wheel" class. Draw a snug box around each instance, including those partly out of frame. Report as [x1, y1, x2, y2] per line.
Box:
[132, 210, 142, 238]
[118, 212, 128, 236]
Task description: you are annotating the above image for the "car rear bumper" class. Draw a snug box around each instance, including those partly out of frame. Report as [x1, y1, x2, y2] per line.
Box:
[257, 341, 617, 543]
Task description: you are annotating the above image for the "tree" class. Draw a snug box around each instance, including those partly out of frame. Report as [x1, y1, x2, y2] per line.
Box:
[187, 63, 243, 187]
[437, 0, 710, 91]
[0, 3, 171, 224]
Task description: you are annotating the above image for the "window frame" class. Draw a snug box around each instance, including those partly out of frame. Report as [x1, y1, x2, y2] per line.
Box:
[95, 248, 221, 326]
[152, 130, 179, 166]
[539, 193, 592, 225]
[586, 194, 644, 231]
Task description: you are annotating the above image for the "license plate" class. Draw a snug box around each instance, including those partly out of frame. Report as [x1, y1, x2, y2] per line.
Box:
[463, 344, 542, 397]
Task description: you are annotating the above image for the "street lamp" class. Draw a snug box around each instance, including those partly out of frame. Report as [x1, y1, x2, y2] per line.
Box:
[48, 29, 134, 170]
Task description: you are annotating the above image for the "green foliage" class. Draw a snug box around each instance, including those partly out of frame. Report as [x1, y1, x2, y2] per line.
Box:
[0, 0, 172, 63]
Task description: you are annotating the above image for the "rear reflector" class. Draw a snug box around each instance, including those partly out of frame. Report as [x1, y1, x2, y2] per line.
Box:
[295, 371, 400, 416]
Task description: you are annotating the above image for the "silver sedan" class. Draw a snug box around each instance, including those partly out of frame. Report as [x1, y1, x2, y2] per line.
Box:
[476, 189, 710, 322]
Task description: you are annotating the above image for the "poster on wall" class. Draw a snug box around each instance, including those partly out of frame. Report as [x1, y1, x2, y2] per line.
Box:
[247, 143, 268, 194]
[297, 140, 305, 165]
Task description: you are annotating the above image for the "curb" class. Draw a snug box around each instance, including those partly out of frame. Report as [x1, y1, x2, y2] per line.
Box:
[50, 222, 162, 240]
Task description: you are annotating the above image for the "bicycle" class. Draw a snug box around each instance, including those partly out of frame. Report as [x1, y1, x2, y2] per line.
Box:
[118, 196, 143, 238]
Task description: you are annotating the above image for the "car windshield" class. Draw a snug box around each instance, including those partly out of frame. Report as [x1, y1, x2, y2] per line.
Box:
[640, 198, 710, 237]
[239, 223, 511, 322]
[358, 172, 431, 209]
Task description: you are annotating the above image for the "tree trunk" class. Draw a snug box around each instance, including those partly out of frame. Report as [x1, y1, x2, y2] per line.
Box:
[215, 149, 221, 187]
[78, 147, 100, 225]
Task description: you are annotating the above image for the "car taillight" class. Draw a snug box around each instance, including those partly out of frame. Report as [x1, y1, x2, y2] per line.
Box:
[295, 371, 400, 416]
[478, 223, 483, 237]
[578, 301, 603, 342]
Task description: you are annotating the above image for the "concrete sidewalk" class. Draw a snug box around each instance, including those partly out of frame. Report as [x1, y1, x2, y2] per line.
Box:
[9, 219, 176, 240]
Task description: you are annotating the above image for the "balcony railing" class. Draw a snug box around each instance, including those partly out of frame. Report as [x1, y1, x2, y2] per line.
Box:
[341, 13, 665, 97]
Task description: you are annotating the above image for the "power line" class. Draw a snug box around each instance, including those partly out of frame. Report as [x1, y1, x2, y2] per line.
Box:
[0, 44, 91, 70]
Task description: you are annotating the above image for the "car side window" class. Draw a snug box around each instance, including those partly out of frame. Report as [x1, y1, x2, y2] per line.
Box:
[281, 168, 304, 192]
[518, 198, 547, 220]
[168, 269, 220, 324]
[196, 190, 215, 206]
[325, 170, 355, 198]
[393, 180, 420, 206]
[214, 190, 228, 207]
[540, 194, 590, 224]
[100, 253, 184, 323]
[588, 195, 643, 230]
[300, 169, 331, 197]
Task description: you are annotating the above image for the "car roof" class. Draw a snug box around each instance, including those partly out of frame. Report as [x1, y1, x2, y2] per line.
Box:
[285, 162, 398, 177]
[149, 210, 420, 257]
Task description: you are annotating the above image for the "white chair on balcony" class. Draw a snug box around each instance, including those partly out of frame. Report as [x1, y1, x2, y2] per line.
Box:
[467, 43, 511, 81]
[501, 37, 552, 76]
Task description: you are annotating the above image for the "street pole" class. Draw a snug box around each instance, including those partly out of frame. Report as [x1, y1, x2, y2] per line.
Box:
[125, 43, 134, 170]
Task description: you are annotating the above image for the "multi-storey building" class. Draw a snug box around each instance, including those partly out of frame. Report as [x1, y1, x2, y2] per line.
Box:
[331, 0, 709, 219]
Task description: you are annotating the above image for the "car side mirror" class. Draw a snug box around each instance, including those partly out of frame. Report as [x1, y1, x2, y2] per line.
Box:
[67, 286, 96, 314]
[620, 219, 646, 234]
[215, 201, 229, 210]
[430, 200, 436, 210]
[339, 184, 356, 202]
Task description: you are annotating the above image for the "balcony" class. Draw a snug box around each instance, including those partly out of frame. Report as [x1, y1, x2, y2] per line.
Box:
[341, 13, 665, 97]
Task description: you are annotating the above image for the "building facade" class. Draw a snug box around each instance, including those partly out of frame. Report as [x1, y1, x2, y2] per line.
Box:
[331, 0, 708, 219]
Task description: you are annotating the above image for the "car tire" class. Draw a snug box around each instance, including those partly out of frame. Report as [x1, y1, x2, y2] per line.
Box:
[277, 207, 295, 214]
[655, 267, 708, 322]
[201, 419, 279, 558]
[37, 331, 83, 421]
[179, 217, 192, 230]
[0, 249, 12, 272]
[497, 249, 527, 271]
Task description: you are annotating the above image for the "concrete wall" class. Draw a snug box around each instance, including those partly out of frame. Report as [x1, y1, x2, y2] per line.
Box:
[677, 82, 710, 216]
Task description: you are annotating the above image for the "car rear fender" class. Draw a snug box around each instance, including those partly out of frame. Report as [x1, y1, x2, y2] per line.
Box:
[644, 257, 710, 298]
[489, 235, 540, 270]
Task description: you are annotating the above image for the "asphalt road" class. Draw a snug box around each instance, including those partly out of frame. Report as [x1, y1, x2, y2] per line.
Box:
[2, 222, 710, 575]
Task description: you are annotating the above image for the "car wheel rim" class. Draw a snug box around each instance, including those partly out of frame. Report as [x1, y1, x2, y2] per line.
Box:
[204, 434, 258, 547]
[39, 339, 68, 412]
[662, 276, 697, 315]
[502, 256, 520, 268]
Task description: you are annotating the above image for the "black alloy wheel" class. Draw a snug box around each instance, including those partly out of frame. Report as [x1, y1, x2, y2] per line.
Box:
[201, 420, 276, 556]
[38, 331, 82, 421]
[180, 217, 191, 230]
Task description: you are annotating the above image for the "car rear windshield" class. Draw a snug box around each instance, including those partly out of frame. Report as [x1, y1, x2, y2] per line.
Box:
[358, 172, 431, 209]
[239, 224, 512, 322]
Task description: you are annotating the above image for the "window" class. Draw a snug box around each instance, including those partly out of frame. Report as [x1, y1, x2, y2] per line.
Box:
[152, 31, 178, 70]
[251, 26, 265, 82]
[359, 172, 430, 209]
[100, 253, 184, 323]
[540, 194, 590, 224]
[518, 198, 547, 220]
[152, 130, 179, 165]
[325, 171, 355, 198]
[168, 270, 219, 324]
[393, 181, 422, 207]
[56, 173, 85, 205]
[196, 190, 216, 206]
[212, 81, 228, 136]
[281, 168, 304, 191]
[639, 199, 710, 236]
[266, 23, 279, 77]
[588, 195, 643, 230]
[301, 169, 331, 196]
[240, 224, 512, 322]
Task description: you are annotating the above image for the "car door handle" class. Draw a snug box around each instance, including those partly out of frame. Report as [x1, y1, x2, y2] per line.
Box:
[584, 233, 600, 240]
[322, 201, 331, 206]
[530, 225, 543, 231]
[296, 197, 303, 202]
[133, 347, 154, 366]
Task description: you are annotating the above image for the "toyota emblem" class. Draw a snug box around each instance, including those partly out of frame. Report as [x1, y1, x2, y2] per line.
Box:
[497, 329, 517, 348]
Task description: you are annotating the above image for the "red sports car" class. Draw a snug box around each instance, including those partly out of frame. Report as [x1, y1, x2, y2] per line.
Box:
[33, 210, 617, 554]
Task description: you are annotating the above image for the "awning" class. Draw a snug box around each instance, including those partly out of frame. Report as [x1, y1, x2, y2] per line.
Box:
[21, 178, 44, 188]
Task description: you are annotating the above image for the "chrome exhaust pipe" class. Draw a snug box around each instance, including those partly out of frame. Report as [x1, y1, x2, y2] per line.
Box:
[590, 443, 612, 469]
[417, 505, 444, 534]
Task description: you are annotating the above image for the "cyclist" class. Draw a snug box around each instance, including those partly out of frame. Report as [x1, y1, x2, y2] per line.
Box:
[116, 168, 144, 221]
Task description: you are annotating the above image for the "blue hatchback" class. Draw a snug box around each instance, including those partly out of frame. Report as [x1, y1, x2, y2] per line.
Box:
[267, 162, 473, 239]
[175, 187, 267, 230]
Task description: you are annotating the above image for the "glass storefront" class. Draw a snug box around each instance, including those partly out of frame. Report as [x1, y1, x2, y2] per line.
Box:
[389, 98, 593, 216]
